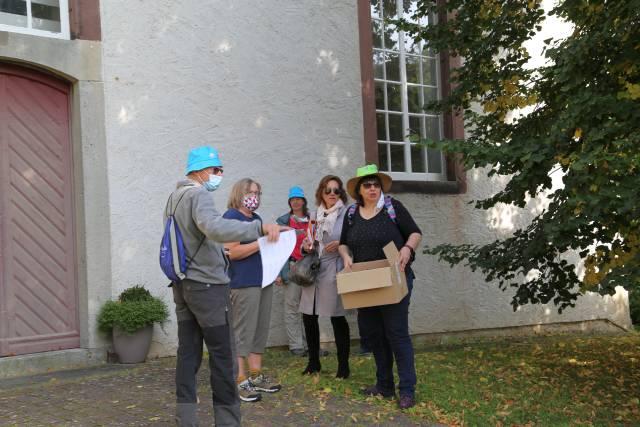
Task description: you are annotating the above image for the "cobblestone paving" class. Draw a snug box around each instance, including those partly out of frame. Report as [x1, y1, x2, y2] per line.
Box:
[0, 357, 425, 426]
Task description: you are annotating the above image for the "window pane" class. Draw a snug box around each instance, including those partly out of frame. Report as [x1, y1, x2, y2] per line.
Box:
[32, 0, 61, 32]
[407, 85, 423, 113]
[424, 87, 438, 112]
[371, 0, 381, 20]
[406, 55, 420, 84]
[425, 116, 440, 140]
[382, 0, 397, 19]
[427, 148, 442, 173]
[422, 57, 438, 86]
[390, 144, 406, 172]
[388, 113, 404, 142]
[0, 0, 27, 27]
[383, 26, 399, 51]
[408, 115, 423, 139]
[376, 113, 387, 141]
[372, 19, 383, 49]
[411, 144, 426, 173]
[378, 143, 389, 171]
[387, 83, 402, 111]
[375, 81, 386, 110]
[384, 52, 400, 82]
[373, 50, 385, 79]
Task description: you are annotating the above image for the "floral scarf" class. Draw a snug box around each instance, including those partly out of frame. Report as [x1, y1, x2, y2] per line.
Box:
[315, 200, 344, 254]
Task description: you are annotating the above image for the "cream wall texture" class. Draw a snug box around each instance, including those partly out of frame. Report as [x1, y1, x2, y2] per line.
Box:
[98, 1, 629, 356]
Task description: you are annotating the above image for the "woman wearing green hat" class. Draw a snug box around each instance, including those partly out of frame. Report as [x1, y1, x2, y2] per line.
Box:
[338, 164, 423, 410]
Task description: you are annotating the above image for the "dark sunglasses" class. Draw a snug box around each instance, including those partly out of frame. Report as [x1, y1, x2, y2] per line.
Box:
[362, 181, 381, 189]
[324, 187, 342, 195]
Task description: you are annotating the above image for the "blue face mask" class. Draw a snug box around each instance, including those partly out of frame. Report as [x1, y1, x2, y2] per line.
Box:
[203, 174, 222, 192]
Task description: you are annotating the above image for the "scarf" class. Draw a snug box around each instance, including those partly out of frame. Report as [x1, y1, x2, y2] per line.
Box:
[315, 200, 344, 254]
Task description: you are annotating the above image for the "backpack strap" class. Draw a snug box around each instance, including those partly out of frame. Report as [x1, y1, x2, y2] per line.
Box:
[347, 203, 357, 226]
[165, 184, 205, 279]
[383, 195, 396, 223]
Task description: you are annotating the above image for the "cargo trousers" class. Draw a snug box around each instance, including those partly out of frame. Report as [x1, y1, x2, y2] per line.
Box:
[172, 279, 239, 427]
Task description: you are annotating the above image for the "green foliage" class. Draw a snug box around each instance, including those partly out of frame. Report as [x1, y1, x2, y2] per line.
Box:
[396, 0, 640, 311]
[97, 286, 169, 335]
[118, 285, 153, 302]
[629, 290, 640, 325]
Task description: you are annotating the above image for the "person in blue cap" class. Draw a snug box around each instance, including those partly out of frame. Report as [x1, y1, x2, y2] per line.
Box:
[275, 186, 310, 356]
[164, 146, 286, 427]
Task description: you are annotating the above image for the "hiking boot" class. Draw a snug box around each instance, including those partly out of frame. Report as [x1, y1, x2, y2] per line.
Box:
[238, 379, 261, 402]
[250, 373, 282, 393]
[399, 394, 416, 409]
[361, 384, 394, 398]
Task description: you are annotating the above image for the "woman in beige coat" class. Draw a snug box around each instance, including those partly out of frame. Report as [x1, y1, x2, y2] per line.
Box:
[299, 175, 350, 378]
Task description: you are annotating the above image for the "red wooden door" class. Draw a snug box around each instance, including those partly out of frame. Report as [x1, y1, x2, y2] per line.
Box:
[0, 64, 79, 356]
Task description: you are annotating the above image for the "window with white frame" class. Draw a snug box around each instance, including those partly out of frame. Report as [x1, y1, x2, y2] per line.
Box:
[0, 0, 69, 39]
[371, 0, 446, 181]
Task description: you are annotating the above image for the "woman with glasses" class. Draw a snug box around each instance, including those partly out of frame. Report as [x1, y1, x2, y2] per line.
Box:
[299, 175, 351, 379]
[338, 165, 422, 410]
[223, 178, 281, 403]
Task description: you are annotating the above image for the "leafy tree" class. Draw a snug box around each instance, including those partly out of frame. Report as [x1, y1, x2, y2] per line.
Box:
[397, 0, 640, 311]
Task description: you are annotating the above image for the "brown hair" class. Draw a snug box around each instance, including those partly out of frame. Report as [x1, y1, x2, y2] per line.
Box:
[314, 175, 347, 207]
[227, 178, 262, 209]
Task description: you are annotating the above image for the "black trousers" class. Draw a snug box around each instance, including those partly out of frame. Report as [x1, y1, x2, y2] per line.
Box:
[302, 313, 350, 375]
[173, 280, 240, 427]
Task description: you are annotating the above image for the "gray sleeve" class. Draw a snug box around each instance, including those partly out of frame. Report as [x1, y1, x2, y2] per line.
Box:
[191, 190, 262, 242]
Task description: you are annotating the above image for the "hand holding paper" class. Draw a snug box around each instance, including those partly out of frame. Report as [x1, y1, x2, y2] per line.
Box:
[258, 230, 296, 287]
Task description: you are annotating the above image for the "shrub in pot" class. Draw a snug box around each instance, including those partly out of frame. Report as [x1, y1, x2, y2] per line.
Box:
[97, 285, 169, 363]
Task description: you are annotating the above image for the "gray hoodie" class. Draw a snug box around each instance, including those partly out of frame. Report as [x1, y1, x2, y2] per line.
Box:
[164, 179, 263, 285]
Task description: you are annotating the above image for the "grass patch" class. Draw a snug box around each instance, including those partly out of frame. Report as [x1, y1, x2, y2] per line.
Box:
[263, 333, 640, 426]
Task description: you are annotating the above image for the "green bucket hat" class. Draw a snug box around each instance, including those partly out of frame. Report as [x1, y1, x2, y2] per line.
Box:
[346, 164, 392, 199]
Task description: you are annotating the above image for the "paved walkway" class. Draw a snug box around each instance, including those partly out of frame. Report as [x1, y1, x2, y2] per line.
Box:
[0, 356, 426, 426]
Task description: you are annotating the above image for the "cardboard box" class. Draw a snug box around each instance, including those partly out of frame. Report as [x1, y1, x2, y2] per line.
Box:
[337, 242, 408, 309]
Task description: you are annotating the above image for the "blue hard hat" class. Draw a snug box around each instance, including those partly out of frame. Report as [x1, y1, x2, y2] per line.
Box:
[185, 146, 223, 175]
[288, 186, 306, 200]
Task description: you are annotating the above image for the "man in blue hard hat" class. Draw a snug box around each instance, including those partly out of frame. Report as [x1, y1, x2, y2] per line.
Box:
[165, 146, 286, 427]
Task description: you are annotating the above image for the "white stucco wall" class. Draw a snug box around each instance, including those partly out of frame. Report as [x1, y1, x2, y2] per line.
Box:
[99, 1, 365, 355]
[98, 0, 630, 357]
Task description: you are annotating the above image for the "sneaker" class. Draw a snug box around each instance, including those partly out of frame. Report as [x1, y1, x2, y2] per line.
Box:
[319, 349, 330, 357]
[290, 348, 307, 357]
[358, 347, 372, 356]
[238, 379, 261, 402]
[361, 385, 395, 398]
[398, 394, 416, 409]
[250, 373, 282, 393]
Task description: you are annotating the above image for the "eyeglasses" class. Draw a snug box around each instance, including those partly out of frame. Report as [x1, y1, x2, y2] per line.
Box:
[324, 187, 342, 195]
[361, 181, 381, 189]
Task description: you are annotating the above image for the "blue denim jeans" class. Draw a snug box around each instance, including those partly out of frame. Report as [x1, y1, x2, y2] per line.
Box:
[357, 270, 416, 397]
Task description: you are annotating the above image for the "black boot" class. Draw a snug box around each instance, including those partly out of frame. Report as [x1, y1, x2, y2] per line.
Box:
[331, 316, 350, 379]
[302, 314, 321, 374]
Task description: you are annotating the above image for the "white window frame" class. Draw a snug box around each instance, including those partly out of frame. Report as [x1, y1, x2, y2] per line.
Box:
[0, 0, 70, 40]
[372, 0, 447, 182]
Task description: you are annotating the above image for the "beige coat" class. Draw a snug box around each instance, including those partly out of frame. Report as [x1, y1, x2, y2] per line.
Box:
[298, 206, 347, 317]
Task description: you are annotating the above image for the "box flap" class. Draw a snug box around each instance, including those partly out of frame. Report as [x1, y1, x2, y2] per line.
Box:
[382, 242, 399, 263]
[337, 266, 393, 294]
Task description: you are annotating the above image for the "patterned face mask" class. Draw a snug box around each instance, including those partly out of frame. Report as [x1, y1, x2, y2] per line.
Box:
[242, 195, 260, 212]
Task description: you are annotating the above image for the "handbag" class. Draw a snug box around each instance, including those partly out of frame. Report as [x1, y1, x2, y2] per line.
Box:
[289, 244, 321, 287]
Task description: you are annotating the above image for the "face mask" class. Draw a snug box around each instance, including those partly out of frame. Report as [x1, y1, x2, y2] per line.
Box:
[203, 174, 222, 192]
[242, 195, 260, 211]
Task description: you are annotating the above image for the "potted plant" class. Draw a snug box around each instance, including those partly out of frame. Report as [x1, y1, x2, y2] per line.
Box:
[97, 285, 169, 363]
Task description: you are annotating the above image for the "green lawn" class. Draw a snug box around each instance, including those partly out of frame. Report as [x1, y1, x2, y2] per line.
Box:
[264, 332, 640, 426]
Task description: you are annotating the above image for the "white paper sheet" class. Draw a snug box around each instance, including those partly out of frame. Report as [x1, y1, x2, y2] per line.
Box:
[258, 230, 296, 287]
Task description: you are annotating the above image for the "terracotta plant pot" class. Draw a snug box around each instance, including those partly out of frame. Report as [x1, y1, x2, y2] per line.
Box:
[112, 325, 153, 363]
